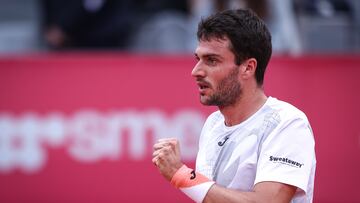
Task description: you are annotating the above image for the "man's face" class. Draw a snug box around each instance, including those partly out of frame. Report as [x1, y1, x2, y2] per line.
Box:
[192, 37, 242, 107]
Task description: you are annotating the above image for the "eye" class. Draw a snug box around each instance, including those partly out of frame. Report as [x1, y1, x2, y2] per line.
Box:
[206, 57, 217, 66]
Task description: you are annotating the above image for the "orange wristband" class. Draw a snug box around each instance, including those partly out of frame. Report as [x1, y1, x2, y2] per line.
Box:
[171, 165, 210, 188]
[170, 165, 215, 202]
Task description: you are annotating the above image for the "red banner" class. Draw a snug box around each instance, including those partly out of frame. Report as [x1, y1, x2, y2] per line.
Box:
[0, 53, 359, 203]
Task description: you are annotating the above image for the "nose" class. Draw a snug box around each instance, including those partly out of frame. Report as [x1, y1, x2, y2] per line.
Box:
[191, 61, 206, 78]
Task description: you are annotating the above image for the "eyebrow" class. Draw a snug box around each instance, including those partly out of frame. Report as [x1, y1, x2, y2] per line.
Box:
[194, 53, 223, 60]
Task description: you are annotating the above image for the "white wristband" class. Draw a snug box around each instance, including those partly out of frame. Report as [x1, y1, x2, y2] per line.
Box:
[180, 181, 215, 202]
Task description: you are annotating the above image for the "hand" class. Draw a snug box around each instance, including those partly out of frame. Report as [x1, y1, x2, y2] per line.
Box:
[152, 138, 184, 181]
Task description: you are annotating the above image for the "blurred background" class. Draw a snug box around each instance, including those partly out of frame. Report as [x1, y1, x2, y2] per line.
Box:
[0, 0, 359, 203]
[0, 0, 359, 54]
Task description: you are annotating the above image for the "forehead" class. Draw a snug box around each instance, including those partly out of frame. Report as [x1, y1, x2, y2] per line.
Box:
[195, 37, 233, 57]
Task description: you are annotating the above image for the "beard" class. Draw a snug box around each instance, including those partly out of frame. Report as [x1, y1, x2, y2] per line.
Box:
[201, 67, 242, 107]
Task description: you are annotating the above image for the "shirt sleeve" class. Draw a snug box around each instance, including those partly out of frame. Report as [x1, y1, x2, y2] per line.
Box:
[254, 117, 316, 193]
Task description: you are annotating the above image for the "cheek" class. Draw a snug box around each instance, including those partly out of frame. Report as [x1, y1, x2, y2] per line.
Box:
[209, 71, 231, 87]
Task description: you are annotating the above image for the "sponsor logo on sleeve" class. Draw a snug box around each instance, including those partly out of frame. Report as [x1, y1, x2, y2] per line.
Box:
[269, 156, 304, 168]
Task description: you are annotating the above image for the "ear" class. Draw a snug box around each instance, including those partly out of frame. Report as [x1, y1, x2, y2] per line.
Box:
[240, 58, 257, 80]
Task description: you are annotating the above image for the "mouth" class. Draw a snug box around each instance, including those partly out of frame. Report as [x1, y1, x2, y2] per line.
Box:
[199, 84, 209, 90]
[196, 81, 211, 94]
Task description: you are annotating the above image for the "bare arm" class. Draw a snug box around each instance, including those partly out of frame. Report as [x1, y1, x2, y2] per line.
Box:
[152, 138, 297, 203]
[204, 181, 296, 203]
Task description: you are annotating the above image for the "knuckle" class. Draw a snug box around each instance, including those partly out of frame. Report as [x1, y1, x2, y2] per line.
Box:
[171, 139, 179, 146]
[158, 152, 164, 158]
[168, 141, 176, 147]
[165, 146, 172, 152]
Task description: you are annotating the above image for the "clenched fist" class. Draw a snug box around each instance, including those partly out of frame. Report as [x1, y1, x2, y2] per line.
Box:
[152, 138, 184, 181]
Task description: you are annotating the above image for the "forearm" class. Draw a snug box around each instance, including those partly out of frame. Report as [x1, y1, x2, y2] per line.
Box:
[152, 138, 296, 203]
[203, 182, 296, 203]
[203, 184, 260, 203]
[168, 164, 259, 203]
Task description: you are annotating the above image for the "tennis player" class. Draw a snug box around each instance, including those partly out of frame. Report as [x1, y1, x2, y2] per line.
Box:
[153, 9, 316, 203]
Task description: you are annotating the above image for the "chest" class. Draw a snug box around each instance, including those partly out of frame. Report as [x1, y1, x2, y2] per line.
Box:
[196, 129, 260, 190]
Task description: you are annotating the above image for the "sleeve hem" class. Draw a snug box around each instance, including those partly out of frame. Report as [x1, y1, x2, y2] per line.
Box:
[254, 175, 307, 194]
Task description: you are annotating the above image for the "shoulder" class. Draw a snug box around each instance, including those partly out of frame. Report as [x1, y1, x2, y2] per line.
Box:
[266, 97, 310, 125]
[262, 97, 315, 149]
[263, 97, 314, 143]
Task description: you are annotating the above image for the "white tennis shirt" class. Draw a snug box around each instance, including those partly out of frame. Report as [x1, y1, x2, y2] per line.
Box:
[196, 97, 316, 203]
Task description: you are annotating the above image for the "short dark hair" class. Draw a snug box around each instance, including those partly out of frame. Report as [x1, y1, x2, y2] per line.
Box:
[197, 9, 272, 86]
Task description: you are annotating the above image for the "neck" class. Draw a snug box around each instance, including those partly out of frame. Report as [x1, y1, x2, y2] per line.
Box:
[219, 87, 267, 126]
